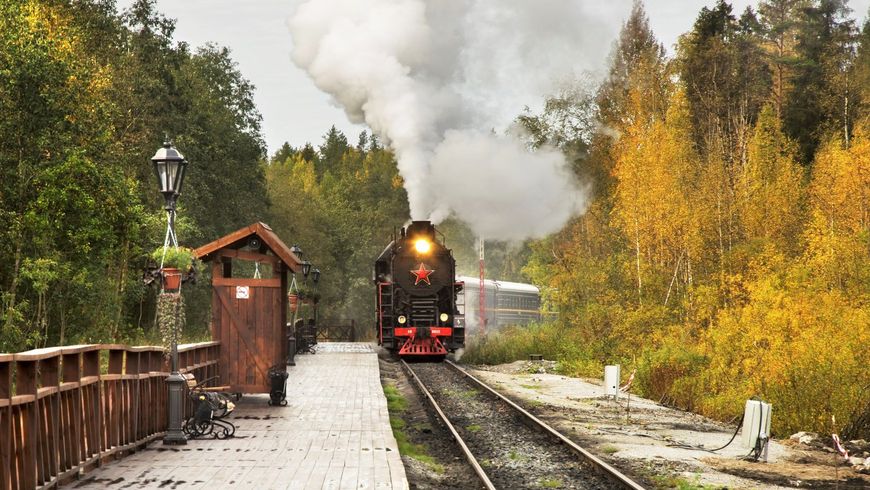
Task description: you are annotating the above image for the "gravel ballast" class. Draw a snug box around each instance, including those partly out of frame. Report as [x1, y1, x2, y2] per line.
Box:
[408, 362, 618, 490]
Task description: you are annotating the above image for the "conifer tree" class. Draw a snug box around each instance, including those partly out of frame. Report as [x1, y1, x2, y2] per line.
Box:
[597, 0, 666, 129]
[758, 0, 811, 117]
[784, 0, 858, 161]
[678, 1, 771, 164]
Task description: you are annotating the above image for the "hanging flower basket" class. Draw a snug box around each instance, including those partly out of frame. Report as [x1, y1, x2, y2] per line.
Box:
[288, 293, 299, 312]
[162, 267, 182, 292]
[151, 246, 201, 291]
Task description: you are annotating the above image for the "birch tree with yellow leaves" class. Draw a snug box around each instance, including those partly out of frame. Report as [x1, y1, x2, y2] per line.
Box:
[737, 104, 805, 251]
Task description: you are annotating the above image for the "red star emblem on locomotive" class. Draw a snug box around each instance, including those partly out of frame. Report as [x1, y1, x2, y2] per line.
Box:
[410, 263, 434, 285]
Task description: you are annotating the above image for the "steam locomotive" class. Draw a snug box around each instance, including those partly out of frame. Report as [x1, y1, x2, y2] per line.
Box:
[374, 221, 464, 358]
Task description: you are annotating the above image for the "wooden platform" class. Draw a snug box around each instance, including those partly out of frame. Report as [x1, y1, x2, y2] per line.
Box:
[71, 343, 408, 489]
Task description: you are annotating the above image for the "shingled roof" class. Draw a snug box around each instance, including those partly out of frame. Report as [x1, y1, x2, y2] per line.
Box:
[194, 222, 302, 272]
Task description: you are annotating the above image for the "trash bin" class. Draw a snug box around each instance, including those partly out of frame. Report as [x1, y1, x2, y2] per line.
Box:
[267, 366, 289, 406]
[287, 336, 296, 366]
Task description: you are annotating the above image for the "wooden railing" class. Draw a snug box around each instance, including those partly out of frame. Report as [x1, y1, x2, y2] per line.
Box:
[0, 341, 220, 490]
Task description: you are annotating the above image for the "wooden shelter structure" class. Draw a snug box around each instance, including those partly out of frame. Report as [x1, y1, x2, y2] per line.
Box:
[195, 222, 301, 394]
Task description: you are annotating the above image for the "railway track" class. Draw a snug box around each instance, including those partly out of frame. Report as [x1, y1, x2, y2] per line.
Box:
[401, 359, 645, 490]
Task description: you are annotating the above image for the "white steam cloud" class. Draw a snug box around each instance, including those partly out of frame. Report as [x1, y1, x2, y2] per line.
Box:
[288, 0, 629, 240]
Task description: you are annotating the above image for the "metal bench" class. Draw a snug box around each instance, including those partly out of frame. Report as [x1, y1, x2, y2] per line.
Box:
[182, 374, 237, 439]
[296, 322, 317, 354]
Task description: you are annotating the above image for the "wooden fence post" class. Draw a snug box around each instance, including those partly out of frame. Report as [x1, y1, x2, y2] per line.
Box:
[106, 347, 124, 452]
[81, 347, 101, 466]
[0, 354, 12, 490]
[13, 356, 37, 489]
[38, 353, 60, 485]
[60, 346, 85, 483]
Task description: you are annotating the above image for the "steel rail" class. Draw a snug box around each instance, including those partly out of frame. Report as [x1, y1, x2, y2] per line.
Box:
[445, 360, 646, 490]
[400, 360, 497, 490]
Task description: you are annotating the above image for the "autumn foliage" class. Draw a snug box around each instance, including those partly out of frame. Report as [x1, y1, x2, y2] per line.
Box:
[467, 1, 870, 439]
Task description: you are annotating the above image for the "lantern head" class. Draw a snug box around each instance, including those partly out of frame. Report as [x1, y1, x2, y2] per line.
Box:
[151, 141, 188, 210]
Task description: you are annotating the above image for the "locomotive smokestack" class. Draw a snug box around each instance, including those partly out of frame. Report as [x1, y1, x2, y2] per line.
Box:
[406, 221, 435, 241]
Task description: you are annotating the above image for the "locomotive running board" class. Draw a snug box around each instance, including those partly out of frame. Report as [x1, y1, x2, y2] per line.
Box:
[398, 337, 447, 356]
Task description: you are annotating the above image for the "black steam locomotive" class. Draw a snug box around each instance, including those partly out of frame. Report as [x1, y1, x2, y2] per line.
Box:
[374, 221, 464, 358]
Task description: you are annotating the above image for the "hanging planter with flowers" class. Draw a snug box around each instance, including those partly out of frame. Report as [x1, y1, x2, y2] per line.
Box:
[151, 246, 201, 292]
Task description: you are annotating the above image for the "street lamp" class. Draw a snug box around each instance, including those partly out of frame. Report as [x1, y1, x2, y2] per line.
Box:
[152, 141, 188, 211]
[301, 260, 312, 280]
[312, 268, 321, 285]
[290, 244, 303, 260]
[152, 141, 189, 445]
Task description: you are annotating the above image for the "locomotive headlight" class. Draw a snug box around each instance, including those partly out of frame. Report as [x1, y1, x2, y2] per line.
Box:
[414, 239, 431, 254]
[439, 313, 449, 322]
[398, 315, 407, 324]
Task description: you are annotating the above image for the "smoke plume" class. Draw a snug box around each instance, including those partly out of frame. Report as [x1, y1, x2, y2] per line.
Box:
[288, 0, 629, 240]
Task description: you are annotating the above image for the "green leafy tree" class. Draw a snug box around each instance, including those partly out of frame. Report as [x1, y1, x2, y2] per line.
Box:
[265, 128, 409, 330]
[0, 0, 270, 351]
[737, 104, 805, 251]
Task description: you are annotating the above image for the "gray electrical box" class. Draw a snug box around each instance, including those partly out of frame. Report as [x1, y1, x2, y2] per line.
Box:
[604, 365, 621, 398]
[742, 400, 772, 450]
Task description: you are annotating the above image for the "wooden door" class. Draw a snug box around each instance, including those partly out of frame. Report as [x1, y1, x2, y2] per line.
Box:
[212, 278, 283, 393]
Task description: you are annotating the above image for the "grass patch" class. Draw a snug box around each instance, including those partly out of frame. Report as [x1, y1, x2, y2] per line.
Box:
[383, 382, 444, 474]
[539, 479, 563, 488]
[460, 323, 605, 379]
[389, 415, 405, 430]
[519, 383, 540, 390]
[506, 449, 531, 463]
[651, 473, 718, 490]
[465, 424, 482, 432]
[392, 428, 445, 473]
[383, 384, 408, 412]
[461, 323, 566, 365]
[600, 443, 619, 455]
[444, 388, 478, 399]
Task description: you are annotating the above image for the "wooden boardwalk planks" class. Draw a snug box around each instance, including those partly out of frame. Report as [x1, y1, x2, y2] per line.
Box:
[70, 345, 408, 489]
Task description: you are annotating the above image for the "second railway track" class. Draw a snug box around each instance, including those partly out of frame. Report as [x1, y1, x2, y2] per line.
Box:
[402, 359, 645, 490]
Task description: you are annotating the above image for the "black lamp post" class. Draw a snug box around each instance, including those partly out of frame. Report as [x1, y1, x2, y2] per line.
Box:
[301, 260, 312, 281]
[311, 268, 321, 327]
[152, 141, 189, 445]
[288, 245, 303, 333]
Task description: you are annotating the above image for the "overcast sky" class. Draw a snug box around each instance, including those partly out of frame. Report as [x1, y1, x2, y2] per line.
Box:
[116, 0, 869, 156]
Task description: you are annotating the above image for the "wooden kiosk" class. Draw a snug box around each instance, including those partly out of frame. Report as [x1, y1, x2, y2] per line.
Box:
[195, 222, 301, 395]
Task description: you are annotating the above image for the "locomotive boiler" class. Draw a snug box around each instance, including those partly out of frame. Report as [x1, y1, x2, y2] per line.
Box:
[374, 221, 464, 358]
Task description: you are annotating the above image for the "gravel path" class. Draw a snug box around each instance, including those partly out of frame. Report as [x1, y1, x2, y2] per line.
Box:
[408, 362, 617, 490]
